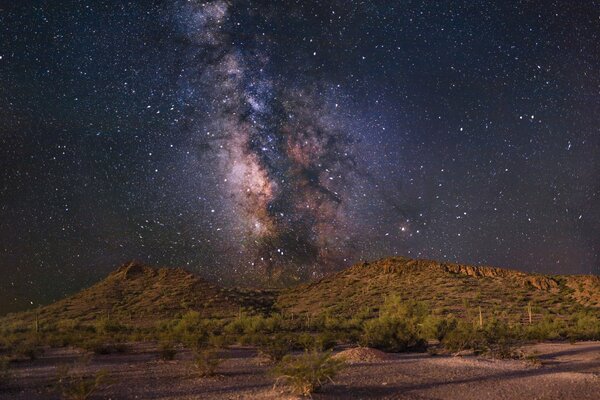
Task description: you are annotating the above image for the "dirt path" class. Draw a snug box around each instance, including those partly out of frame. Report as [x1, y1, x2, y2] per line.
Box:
[1, 342, 599, 399]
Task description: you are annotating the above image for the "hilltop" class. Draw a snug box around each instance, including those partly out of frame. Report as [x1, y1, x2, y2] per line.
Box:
[276, 257, 600, 321]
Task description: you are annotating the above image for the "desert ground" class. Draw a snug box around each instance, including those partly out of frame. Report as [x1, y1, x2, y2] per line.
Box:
[2, 341, 599, 400]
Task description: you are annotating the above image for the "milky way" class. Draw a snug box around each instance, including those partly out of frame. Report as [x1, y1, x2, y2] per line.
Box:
[1, 0, 599, 312]
[175, 1, 361, 280]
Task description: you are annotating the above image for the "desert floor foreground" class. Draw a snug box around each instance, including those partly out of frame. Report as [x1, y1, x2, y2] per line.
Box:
[2, 342, 599, 400]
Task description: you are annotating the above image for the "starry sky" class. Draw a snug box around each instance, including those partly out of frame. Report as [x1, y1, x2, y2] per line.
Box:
[1, 0, 599, 313]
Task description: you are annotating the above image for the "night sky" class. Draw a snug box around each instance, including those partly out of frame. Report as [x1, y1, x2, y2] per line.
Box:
[1, 1, 599, 313]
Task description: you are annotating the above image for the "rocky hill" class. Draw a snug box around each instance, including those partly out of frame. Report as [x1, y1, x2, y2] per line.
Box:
[275, 257, 600, 321]
[3, 261, 276, 327]
[3, 257, 599, 327]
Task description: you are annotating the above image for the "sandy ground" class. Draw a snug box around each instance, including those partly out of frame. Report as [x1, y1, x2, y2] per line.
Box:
[1, 341, 599, 399]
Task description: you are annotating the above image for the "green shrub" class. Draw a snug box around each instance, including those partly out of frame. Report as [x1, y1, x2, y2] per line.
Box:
[14, 335, 43, 360]
[256, 333, 296, 362]
[158, 340, 177, 360]
[273, 350, 344, 397]
[294, 333, 315, 351]
[56, 361, 109, 400]
[441, 321, 486, 353]
[568, 312, 600, 340]
[194, 348, 221, 377]
[483, 320, 521, 359]
[525, 315, 566, 341]
[95, 318, 126, 335]
[421, 316, 457, 341]
[360, 316, 426, 352]
[314, 332, 337, 351]
[0, 357, 10, 388]
[379, 296, 429, 321]
[57, 319, 80, 333]
[78, 336, 128, 355]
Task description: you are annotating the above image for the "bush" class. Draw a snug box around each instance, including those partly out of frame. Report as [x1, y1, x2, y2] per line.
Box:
[379, 296, 429, 321]
[0, 357, 10, 388]
[421, 316, 457, 341]
[256, 334, 296, 362]
[273, 350, 344, 396]
[314, 332, 338, 351]
[56, 361, 109, 400]
[441, 321, 485, 353]
[524, 315, 566, 341]
[294, 333, 315, 351]
[95, 318, 126, 335]
[568, 312, 600, 340]
[194, 348, 221, 377]
[82, 338, 128, 355]
[483, 320, 521, 359]
[360, 316, 426, 352]
[158, 340, 177, 360]
[14, 335, 43, 360]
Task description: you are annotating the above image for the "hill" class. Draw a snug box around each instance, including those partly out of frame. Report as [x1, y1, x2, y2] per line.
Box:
[3, 261, 276, 327]
[3, 257, 599, 328]
[275, 257, 600, 321]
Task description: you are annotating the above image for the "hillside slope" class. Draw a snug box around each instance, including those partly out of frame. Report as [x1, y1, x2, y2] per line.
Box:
[4, 262, 276, 326]
[276, 257, 600, 321]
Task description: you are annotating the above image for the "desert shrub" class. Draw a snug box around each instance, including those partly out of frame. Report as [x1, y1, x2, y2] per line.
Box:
[56, 363, 109, 400]
[567, 312, 600, 340]
[174, 311, 203, 334]
[95, 318, 126, 335]
[524, 315, 566, 341]
[210, 333, 233, 348]
[86, 340, 128, 355]
[76, 333, 128, 355]
[238, 333, 261, 346]
[311, 313, 345, 331]
[314, 332, 338, 351]
[256, 333, 297, 362]
[158, 338, 177, 360]
[294, 333, 315, 351]
[223, 313, 282, 336]
[421, 316, 457, 341]
[360, 316, 426, 352]
[379, 296, 429, 321]
[45, 331, 79, 348]
[194, 348, 221, 377]
[57, 319, 80, 333]
[223, 315, 253, 336]
[0, 357, 10, 388]
[441, 321, 486, 353]
[273, 350, 344, 397]
[14, 334, 43, 360]
[483, 319, 522, 359]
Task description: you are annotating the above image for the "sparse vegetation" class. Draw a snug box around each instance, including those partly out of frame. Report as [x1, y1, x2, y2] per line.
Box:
[56, 358, 109, 400]
[0, 256, 599, 387]
[256, 333, 297, 362]
[194, 348, 221, 377]
[158, 338, 177, 361]
[0, 357, 10, 388]
[273, 350, 344, 396]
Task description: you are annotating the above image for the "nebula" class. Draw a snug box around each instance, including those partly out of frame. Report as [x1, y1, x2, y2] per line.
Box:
[176, 0, 356, 280]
